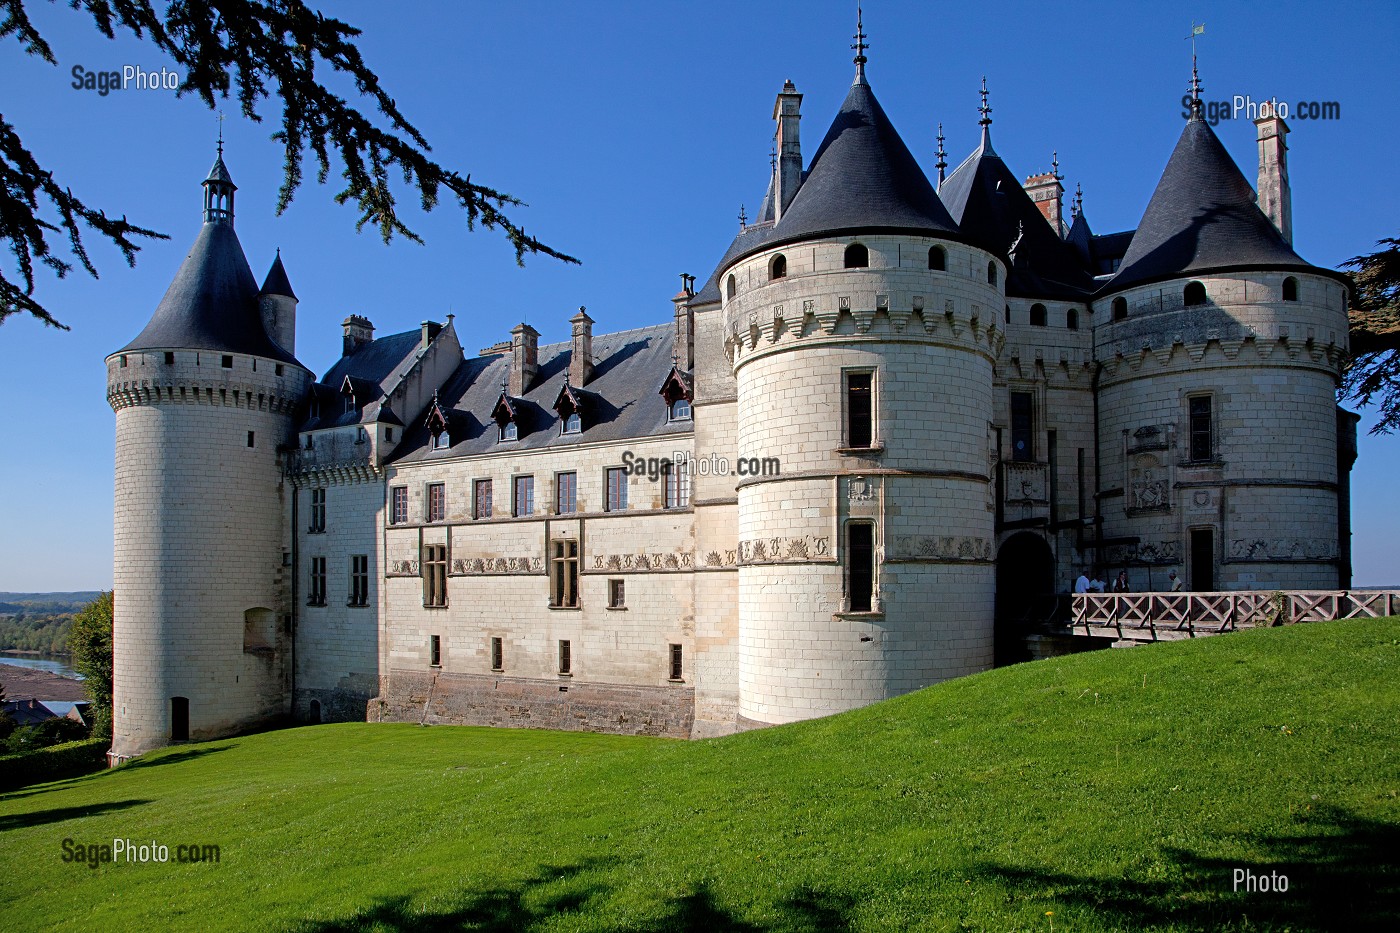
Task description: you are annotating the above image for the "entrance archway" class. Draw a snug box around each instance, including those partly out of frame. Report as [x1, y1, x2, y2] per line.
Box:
[995, 532, 1056, 665]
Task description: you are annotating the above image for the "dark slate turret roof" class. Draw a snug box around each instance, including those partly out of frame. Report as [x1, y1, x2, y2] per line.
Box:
[768, 80, 959, 244]
[260, 250, 297, 300]
[940, 137, 1094, 300]
[117, 222, 301, 366]
[1103, 111, 1313, 293]
[692, 221, 776, 305]
[394, 322, 691, 463]
[204, 153, 235, 188]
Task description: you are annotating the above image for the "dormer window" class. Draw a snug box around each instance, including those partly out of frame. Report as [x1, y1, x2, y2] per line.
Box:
[500, 421, 518, 442]
[669, 399, 692, 422]
[659, 365, 694, 424]
[562, 413, 581, 435]
[554, 379, 586, 436]
[431, 430, 451, 450]
[424, 393, 453, 452]
[492, 391, 522, 443]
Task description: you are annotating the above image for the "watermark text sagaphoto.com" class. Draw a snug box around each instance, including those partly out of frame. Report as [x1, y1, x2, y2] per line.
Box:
[1182, 94, 1341, 125]
[61, 837, 220, 868]
[620, 450, 781, 481]
[71, 64, 182, 96]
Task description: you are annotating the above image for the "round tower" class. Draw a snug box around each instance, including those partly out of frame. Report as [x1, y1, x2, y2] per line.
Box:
[722, 48, 1005, 727]
[106, 149, 312, 761]
[1093, 88, 1351, 592]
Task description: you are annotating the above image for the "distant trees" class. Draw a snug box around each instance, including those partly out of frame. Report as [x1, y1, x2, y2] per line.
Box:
[68, 592, 114, 740]
[0, 613, 75, 653]
[1343, 237, 1400, 434]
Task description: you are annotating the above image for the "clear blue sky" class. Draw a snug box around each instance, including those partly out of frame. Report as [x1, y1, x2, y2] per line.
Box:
[0, 0, 1395, 590]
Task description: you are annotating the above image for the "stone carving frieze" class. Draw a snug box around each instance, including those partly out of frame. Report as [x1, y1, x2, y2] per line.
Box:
[452, 556, 545, 575]
[1127, 453, 1171, 513]
[891, 536, 993, 562]
[387, 560, 419, 576]
[737, 535, 831, 565]
[1229, 538, 1339, 562]
[1102, 540, 1179, 565]
[591, 551, 694, 572]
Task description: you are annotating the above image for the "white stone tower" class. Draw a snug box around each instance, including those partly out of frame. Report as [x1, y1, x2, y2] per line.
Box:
[106, 148, 312, 761]
[721, 33, 1005, 726]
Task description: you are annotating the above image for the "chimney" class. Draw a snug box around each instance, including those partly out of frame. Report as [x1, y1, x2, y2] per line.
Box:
[672, 273, 695, 370]
[420, 320, 442, 350]
[342, 315, 374, 356]
[1255, 102, 1292, 244]
[569, 307, 594, 386]
[1023, 156, 1066, 237]
[509, 323, 539, 396]
[773, 80, 803, 220]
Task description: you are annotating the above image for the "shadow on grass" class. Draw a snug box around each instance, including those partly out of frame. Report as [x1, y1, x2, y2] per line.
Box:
[0, 798, 152, 832]
[116, 743, 236, 771]
[969, 805, 1400, 931]
[286, 860, 855, 933]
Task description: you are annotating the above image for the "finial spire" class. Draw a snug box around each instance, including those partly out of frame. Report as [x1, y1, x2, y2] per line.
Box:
[216, 111, 225, 156]
[1073, 182, 1083, 218]
[851, 7, 868, 84]
[977, 77, 995, 152]
[738, 203, 748, 229]
[1186, 22, 1205, 118]
[935, 122, 947, 185]
[1052, 150, 1061, 181]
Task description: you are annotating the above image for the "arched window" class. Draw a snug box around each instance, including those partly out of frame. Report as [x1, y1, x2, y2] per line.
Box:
[770, 254, 787, 280]
[1029, 303, 1048, 327]
[844, 243, 869, 269]
[1183, 281, 1207, 306]
[1066, 308, 1079, 330]
[1112, 296, 1128, 321]
[928, 246, 946, 271]
[1282, 276, 1298, 301]
[561, 412, 582, 435]
[669, 399, 691, 421]
[726, 275, 736, 300]
[987, 261, 998, 285]
[498, 422, 517, 442]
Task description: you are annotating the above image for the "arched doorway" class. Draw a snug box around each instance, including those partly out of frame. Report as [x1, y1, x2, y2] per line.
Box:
[995, 532, 1056, 665]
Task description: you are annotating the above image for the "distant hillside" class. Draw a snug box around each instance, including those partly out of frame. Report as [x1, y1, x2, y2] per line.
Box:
[0, 592, 103, 615]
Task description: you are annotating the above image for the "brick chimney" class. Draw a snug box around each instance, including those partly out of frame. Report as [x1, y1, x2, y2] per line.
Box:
[1255, 102, 1292, 244]
[342, 315, 374, 356]
[1024, 168, 1066, 237]
[569, 307, 594, 386]
[773, 80, 803, 221]
[420, 320, 442, 351]
[509, 323, 539, 396]
[672, 273, 695, 371]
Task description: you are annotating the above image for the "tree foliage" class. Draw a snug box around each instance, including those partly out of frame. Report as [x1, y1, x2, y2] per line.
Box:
[1341, 237, 1400, 435]
[67, 591, 113, 740]
[1, 0, 576, 329]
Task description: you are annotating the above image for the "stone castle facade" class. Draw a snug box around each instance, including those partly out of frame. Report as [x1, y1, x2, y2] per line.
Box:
[105, 47, 1357, 760]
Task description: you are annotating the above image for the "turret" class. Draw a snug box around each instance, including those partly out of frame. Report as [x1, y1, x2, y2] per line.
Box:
[259, 249, 298, 355]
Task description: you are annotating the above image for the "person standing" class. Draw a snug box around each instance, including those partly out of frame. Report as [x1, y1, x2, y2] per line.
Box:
[1074, 572, 1091, 594]
[1168, 570, 1183, 592]
[1113, 571, 1130, 593]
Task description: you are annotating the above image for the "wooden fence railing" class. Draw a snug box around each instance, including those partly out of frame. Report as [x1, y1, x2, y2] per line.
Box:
[1068, 590, 1400, 642]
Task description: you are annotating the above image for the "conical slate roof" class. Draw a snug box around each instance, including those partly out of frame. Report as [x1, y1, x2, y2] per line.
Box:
[757, 79, 960, 249]
[1104, 110, 1311, 293]
[118, 221, 301, 365]
[260, 250, 297, 300]
[204, 153, 236, 188]
[940, 132, 1093, 299]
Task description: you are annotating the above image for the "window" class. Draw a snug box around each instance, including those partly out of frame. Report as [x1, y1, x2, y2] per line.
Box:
[987, 261, 998, 285]
[558, 640, 572, 675]
[665, 460, 691, 509]
[119, 355, 128, 368]
[1112, 296, 1128, 321]
[164, 351, 175, 365]
[551, 539, 579, 608]
[513, 475, 534, 517]
[1189, 395, 1213, 462]
[275, 364, 284, 376]
[1183, 281, 1207, 306]
[430, 635, 442, 667]
[726, 275, 736, 299]
[391, 486, 408, 524]
[928, 246, 946, 271]
[669, 644, 684, 681]
[386, 428, 394, 442]
[423, 544, 448, 608]
[490, 636, 504, 671]
[499, 421, 518, 442]
[308, 556, 326, 606]
[431, 430, 451, 450]
[668, 398, 691, 421]
[427, 483, 447, 523]
[1030, 303, 1047, 327]
[349, 555, 368, 607]
[221, 355, 233, 368]
[356, 427, 367, 444]
[556, 472, 577, 514]
[846, 372, 873, 448]
[605, 467, 628, 512]
[608, 579, 625, 609]
[247, 431, 255, 448]
[472, 479, 492, 519]
[844, 243, 869, 269]
[1004, 305, 1011, 323]
[304, 434, 314, 450]
[1066, 308, 1079, 330]
[848, 523, 875, 612]
[309, 488, 326, 533]
[1010, 392, 1034, 462]
[1282, 276, 1298, 301]
[561, 412, 582, 435]
[770, 254, 787, 280]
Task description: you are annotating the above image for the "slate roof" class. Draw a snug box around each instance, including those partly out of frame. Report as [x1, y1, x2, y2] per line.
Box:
[393, 322, 691, 463]
[1103, 109, 1317, 293]
[692, 221, 776, 305]
[204, 153, 235, 188]
[940, 131, 1094, 300]
[260, 251, 297, 300]
[117, 221, 302, 366]
[301, 328, 425, 430]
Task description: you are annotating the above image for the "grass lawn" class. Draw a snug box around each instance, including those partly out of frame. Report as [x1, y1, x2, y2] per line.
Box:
[2, 618, 1398, 932]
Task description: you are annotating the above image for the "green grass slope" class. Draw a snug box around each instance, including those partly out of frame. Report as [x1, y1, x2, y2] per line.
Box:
[2, 620, 1398, 932]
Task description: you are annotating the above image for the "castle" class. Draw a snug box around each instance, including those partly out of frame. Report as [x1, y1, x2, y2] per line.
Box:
[104, 36, 1357, 760]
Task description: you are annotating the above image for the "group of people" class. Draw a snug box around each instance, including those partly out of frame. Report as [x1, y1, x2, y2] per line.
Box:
[1073, 569, 1184, 594]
